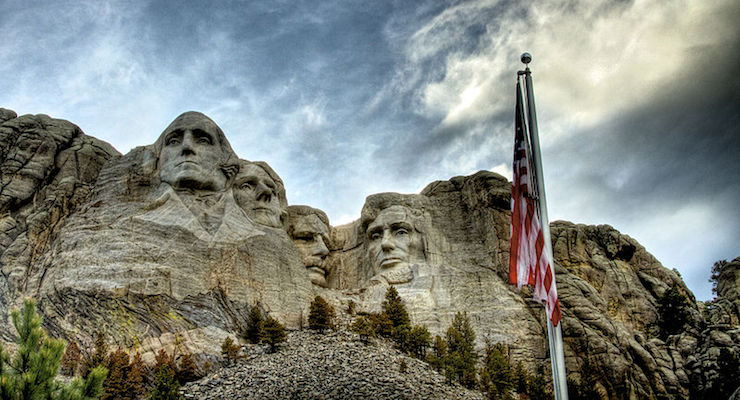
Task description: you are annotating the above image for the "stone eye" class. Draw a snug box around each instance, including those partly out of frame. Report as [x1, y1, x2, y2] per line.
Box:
[370, 232, 381, 241]
[395, 228, 409, 236]
[166, 136, 181, 146]
[240, 180, 256, 190]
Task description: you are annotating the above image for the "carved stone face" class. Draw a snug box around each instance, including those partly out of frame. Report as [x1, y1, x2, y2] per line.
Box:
[0, 131, 57, 210]
[290, 213, 330, 287]
[234, 163, 282, 228]
[366, 205, 424, 274]
[158, 113, 227, 191]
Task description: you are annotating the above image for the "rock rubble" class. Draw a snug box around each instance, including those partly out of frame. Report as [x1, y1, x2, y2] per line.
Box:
[182, 330, 483, 400]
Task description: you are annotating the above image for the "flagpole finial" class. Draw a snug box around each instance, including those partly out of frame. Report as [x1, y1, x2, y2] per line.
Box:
[521, 52, 532, 65]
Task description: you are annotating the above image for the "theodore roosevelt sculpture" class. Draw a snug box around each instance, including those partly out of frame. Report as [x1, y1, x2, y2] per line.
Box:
[234, 160, 288, 229]
[287, 205, 331, 287]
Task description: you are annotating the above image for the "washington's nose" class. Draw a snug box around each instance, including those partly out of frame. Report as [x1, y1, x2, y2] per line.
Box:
[380, 232, 394, 251]
[313, 236, 329, 257]
[180, 131, 196, 155]
[255, 182, 272, 202]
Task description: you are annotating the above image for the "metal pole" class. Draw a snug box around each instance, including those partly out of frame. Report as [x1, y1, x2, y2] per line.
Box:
[520, 54, 569, 400]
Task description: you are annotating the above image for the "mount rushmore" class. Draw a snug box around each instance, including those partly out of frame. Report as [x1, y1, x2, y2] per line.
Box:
[0, 108, 737, 399]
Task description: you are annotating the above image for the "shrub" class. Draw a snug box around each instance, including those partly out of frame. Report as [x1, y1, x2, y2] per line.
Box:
[220, 337, 240, 364]
[261, 316, 287, 353]
[245, 304, 264, 344]
[60, 340, 81, 376]
[148, 349, 180, 400]
[445, 312, 477, 388]
[657, 284, 693, 338]
[176, 353, 199, 384]
[308, 296, 335, 333]
[479, 342, 513, 399]
[350, 315, 375, 344]
[407, 325, 431, 359]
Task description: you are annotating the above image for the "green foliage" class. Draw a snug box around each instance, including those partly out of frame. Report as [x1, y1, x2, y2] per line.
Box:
[0, 299, 107, 400]
[220, 337, 240, 364]
[261, 316, 287, 353]
[512, 362, 529, 395]
[444, 312, 477, 388]
[245, 304, 264, 344]
[350, 315, 375, 343]
[382, 287, 410, 331]
[308, 296, 335, 333]
[148, 349, 180, 400]
[61, 341, 82, 376]
[369, 312, 393, 338]
[568, 357, 604, 400]
[425, 335, 447, 373]
[657, 284, 693, 338]
[479, 342, 513, 399]
[709, 259, 728, 296]
[528, 373, 550, 400]
[82, 332, 108, 379]
[407, 325, 431, 359]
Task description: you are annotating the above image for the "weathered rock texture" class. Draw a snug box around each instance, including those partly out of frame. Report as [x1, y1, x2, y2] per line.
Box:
[0, 108, 736, 399]
[182, 330, 484, 400]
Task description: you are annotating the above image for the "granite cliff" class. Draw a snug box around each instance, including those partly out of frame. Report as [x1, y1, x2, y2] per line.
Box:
[0, 108, 737, 399]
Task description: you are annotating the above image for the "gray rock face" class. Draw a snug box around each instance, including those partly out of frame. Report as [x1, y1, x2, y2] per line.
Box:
[0, 109, 735, 399]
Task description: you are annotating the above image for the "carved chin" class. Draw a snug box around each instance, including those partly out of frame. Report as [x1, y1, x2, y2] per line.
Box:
[308, 267, 327, 287]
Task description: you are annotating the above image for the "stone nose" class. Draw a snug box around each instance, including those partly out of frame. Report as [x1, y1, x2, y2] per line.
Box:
[179, 131, 197, 155]
[380, 231, 394, 251]
[313, 236, 329, 257]
[255, 182, 272, 202]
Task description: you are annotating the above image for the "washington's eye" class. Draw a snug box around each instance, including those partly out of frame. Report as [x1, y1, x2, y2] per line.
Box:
[370, 232, 381, 241]
[166, 137, 181, 146]
[395, 228, 409, 236]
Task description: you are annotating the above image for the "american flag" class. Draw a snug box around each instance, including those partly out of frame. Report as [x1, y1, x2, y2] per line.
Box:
[509, 80, 562, 327]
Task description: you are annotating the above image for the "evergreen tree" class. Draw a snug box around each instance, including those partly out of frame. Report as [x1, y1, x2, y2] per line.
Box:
[381, 287, 412, 350]
[308, 296, 335, 333]
[102, 347, 129, 400]
[61, 341, 82, 376]
[657, 284, 693, 338]
[176, 353, 199, 385]
[444, 312, 477, 388]
[709, 259, 728, 296]
[407, 325, 431, 359]
[512, 361, 529, 395]
[425, 335, 447, 373]
[261, 316, 287, 353]
[350, 315, 374, 344]
[369, 312, 393, 338]
[528, 372, 550, 400]
[245, 304, 264, 344]
[220, 337, 240, 364]
[479, 342, 513, 400]
[148, 349, 180, 400]
[82, 331, 109, 379]
[128, 352, 147, 400]
[0, 299, 107, 400]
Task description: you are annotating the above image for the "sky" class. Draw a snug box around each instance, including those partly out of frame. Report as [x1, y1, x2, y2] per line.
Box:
[1, 0, 738, 301]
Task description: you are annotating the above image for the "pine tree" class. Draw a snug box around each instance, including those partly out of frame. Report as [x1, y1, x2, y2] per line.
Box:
[369, 312, 393, 338]
[709, 259, 728, 296]
[148, 349, 180, 400]
[176, 353, 199, 384]
[445, 311, 477, 388]
[407, 325, 431, 359]
[350, 315, 375, 344]
[657, 284, 693, 338]
[308, 296, 335, 333]
[102, 347, 129, 400]
[425, 335, 447, 373]
[513, 361, 529, 395]
[528, 372, 550, 400]
[261, 316, 287, 353]
[220, 337, 240, 364]
[381, 286, 412, 350]
[128, 352, 147, 400]
[245, 304, 264, 344]
[61, 341, 82, 376]
[82, 331, 109, 379]
[479, 341, 513, 400]
[0, 299, 107, 400]
[705, 348, 740, 398]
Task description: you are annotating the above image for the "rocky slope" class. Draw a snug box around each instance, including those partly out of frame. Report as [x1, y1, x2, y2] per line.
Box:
[182, 331, 484, 400]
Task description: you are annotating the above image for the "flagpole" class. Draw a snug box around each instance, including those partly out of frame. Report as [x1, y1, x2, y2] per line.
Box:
[519, 53, 569, 400]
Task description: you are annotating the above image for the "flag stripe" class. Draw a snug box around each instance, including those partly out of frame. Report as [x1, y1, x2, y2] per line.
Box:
[509, 80, 562, 327]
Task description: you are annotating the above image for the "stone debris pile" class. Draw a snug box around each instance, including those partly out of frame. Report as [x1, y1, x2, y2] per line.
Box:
[182, 330, 483, 400]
